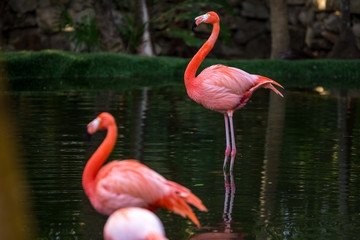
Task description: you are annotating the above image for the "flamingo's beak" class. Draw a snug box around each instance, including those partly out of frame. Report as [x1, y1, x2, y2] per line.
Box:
[192, 14, 210, 31]
[192, 20, 197, 31]
[87, 117, 101, 135]
[86, 129, 92, 141]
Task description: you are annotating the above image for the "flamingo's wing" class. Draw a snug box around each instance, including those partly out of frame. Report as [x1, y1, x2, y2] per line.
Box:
[191, 65, 257, 112]
[96, 160, 207, 227]
[193, 65, 283, 112]
[199, 65, 257, 95]
[95, 160, 169, 214]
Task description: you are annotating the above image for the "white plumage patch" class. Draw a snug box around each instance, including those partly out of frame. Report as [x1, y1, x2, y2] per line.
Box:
[104, 207, 166, 240]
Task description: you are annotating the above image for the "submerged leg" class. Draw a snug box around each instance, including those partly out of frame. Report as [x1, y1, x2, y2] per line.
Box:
[228, 111, 236, 171]
[223, 114, 231, 170]
[223, 170, 236, 230]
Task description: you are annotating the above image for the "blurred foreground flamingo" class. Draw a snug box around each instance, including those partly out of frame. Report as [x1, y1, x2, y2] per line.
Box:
[184, 12, 284, 171]
[83, 112, 207, 227]
[104, 207, 167, 240]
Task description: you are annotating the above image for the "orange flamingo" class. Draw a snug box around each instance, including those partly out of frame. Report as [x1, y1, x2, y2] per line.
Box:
[83, 112, 207, 227]
[185, 11, 284, 171]
[104, 207, 168, 240]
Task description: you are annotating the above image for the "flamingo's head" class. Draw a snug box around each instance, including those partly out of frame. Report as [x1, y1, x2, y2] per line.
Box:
[87, 112, 115, 134]
[192, 11, 220, 31]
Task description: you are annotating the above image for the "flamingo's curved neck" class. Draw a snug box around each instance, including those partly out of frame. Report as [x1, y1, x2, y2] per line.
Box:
[82, 124, 117, 197]
[184, 21, 220, 86]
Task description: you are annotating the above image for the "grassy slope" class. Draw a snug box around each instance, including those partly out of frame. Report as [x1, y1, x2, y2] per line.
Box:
[2, 50, 360, 90]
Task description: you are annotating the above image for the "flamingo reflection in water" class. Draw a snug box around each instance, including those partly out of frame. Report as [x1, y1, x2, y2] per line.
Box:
[190, 171, 246, 240]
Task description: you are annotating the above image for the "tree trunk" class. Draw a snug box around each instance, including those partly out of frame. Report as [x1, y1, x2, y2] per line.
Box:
[329, 0, 360, 58]
[269, 0, 290, 59]
[92, 0, 125, 52]
[134, 0, 154, 56]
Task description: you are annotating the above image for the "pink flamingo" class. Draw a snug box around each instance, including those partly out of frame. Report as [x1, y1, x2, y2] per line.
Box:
[104, 207, 167, 240]
[83, 112, 207, 227]
[184, 11, 284, 171]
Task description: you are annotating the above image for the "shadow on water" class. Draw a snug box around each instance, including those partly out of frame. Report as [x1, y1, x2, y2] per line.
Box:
[337, 89, 355, 240]
[257, 91, 285, 239]
[6, 83, 360, 239]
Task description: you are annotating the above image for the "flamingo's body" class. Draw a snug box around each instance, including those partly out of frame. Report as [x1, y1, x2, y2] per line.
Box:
[185, 12, 284, 170]
[104, 207, 167, 240]
[83, 112, 207, 227]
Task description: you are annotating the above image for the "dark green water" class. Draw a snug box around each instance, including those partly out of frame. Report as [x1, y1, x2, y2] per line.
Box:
[9, 85, 360, 239]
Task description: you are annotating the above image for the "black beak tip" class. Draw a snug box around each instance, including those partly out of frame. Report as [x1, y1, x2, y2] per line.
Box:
[86, 130, 92, 141]
[192, 20, 197, 32]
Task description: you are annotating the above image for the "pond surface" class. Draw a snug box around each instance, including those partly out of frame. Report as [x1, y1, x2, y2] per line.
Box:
[8, 83, 360, 239]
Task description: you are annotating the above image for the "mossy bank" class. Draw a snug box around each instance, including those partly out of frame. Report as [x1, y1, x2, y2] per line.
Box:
[2, 50, 360, 90]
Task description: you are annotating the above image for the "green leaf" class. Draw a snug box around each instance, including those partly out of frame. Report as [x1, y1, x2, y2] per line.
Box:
[166, 28, 204, 47]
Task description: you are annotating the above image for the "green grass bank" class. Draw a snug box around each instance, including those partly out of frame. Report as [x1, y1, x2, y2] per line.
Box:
[2, 50, 360, 90]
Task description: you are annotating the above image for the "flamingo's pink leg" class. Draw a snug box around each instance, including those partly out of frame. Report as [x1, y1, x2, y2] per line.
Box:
[223, 114, 231, 170]
[228, 112, 236, 171]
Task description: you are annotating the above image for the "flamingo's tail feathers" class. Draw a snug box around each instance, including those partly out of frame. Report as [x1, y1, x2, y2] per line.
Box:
[253, 75, 284, 97]
[161, 192, 201, 227]
[265, 83, 284, 97]
[159, 181, 207, 227]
